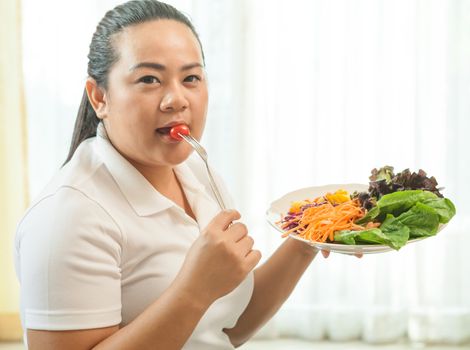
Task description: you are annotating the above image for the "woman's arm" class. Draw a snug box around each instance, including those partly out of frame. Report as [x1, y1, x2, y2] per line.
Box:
[28, 280, 210, 350]
[224, 237, 326, 347]
[27, 210, 261, 350]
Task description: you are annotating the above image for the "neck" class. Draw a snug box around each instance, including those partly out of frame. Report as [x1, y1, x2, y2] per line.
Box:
[131, 161, 178, 194]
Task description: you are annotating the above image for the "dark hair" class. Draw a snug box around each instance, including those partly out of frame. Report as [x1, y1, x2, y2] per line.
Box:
[64, 0, 204, 164]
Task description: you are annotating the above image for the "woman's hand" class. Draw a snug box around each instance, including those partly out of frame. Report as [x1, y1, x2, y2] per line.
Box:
[174, 210, 262, 305]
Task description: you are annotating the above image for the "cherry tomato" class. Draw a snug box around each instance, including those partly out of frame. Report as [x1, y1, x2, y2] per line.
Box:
[169, 124, 190, 141]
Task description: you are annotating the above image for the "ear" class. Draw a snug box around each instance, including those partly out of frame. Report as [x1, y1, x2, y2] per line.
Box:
[85, 78, 108, 119]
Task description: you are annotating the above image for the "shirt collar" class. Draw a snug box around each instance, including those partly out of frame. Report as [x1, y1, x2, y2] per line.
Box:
[174, 160, 222, 229]
[176, 161, 222, 229]
[93, 122, 206, 217]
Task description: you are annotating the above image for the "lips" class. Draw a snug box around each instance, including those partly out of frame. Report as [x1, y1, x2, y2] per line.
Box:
[155, 121, 187, 135]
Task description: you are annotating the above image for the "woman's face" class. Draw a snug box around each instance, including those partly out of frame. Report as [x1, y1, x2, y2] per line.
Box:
[100, 19, 208, 168]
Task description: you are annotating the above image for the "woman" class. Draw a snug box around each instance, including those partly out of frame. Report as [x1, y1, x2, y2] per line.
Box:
[15, 1, 326, 349]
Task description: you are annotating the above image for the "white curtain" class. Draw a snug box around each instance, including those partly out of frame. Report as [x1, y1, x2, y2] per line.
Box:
[22, 0, 470, 345]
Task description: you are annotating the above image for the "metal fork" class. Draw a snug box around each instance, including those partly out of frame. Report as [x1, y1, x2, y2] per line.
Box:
[178, 133, 227, 211]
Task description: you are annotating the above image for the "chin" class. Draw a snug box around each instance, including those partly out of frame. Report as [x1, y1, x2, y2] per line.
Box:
[161, 150, 192, 167]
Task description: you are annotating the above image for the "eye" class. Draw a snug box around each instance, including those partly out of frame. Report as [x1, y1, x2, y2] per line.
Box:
[183, 75, 201, 84]
[138, 76, 160, 84]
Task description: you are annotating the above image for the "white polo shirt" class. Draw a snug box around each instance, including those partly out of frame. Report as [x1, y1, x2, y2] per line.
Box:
[14, 123, 254, 349]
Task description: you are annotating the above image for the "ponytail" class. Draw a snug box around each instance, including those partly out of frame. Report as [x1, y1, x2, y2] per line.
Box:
[63, 89, 100, 165]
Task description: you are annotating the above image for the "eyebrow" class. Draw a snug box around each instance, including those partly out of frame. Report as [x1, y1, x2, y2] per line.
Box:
[129, 62, 203, 72]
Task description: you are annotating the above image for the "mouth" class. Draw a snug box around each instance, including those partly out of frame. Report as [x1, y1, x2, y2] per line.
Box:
[155, 126, 172, 135]
[155, 121, 188, 136]
[155, 122, 191, 144]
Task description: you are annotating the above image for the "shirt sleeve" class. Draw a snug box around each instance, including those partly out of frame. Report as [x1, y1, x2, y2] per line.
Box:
[15, 186, 123, 331]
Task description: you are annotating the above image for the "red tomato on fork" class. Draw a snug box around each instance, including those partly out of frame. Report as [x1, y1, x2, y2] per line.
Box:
[169, 124, 190, 141]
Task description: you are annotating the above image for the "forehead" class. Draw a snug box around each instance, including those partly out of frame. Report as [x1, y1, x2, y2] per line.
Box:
[113, 19, 203, 67]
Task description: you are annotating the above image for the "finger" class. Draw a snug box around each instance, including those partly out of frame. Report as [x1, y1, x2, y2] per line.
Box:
[211, 210, 241, 230]
[355, 253, 363, 258]
[321, 250, 330, 258]
[227, 222, 248, 242]
[245, 249, 262, 269]
[237, 235, 255, 256]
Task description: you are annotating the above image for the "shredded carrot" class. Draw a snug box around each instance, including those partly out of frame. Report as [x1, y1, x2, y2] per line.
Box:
[280, 198, 366, 243]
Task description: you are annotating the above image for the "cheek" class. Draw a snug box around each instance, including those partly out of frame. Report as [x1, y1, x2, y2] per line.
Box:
[195, 87, 208, 116]
[192, 91, 208, 136]
[105, 98, 150, 145]
[107, 91, 156, 129]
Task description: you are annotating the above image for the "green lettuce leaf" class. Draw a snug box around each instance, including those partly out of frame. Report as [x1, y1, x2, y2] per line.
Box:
[337, 189, 455, 250]
[355, 190, 437, 225]
[333, 230, 359, 245]
[362, 214, 410, 250]
[335, 215, 410, 250]
[397, 202, 440, 238]
[422, 197, 456, 224]
[355, 228, 394, 246]
[376, 190, 438, 217]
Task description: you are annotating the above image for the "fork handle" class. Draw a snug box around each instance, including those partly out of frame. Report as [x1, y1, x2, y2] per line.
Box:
[205, 164, 227, 211]
[178, 133, 226, 210]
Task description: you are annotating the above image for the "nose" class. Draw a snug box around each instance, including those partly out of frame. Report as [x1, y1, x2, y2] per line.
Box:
[159, 83, 189, 112]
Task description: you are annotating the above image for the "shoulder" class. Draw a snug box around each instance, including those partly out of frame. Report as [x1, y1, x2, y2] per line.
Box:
[16, 186, 123, 260]
[20, 185, 118, 226]
[21, 137, 122, 237]
[33, 138, 107, 199]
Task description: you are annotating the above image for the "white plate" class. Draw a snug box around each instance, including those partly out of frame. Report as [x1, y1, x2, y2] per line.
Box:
[266, 184, 431, 255]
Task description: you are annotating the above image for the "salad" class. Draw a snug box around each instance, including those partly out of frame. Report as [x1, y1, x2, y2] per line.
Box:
[278, 166, 456, 250]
